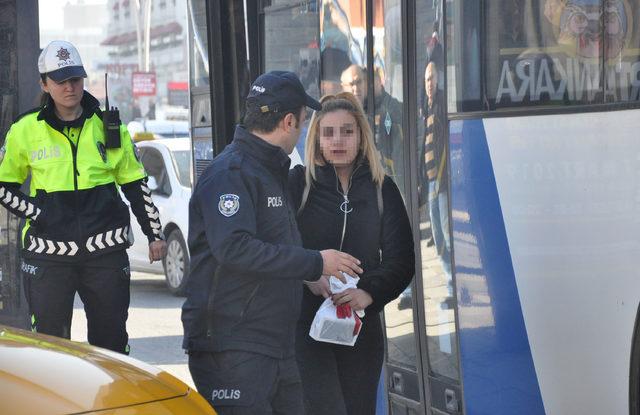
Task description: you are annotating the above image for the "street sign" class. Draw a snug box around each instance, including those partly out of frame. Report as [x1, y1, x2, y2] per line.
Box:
[132, 71, 157, 97]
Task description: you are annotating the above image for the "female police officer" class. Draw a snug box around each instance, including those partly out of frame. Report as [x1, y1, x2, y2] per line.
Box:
[0, 40, 166, 354]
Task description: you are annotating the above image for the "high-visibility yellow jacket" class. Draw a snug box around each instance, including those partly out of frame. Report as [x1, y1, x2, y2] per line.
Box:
[0, 92, 163, 261]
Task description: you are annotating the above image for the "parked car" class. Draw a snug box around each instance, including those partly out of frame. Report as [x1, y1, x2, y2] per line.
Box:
[126, 135, 302, 295]
[127, 138, 191, 295]
[0, 325, 216, 415]
[128, 119, 189, 140]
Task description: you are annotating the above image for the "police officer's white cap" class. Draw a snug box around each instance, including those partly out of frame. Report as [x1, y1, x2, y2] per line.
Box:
[38, 40, 87, 82]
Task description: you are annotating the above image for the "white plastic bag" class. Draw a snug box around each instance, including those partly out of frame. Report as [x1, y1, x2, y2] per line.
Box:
[309, 273, 364, 346]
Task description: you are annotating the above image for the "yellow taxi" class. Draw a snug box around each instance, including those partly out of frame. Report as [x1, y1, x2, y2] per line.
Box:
[0, 325, 216, 414]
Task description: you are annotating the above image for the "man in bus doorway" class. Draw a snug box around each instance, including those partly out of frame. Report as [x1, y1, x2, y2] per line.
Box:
[340, 64, 404, 192]
[423, 60, 451, 278]
[182, 70, 363, 414]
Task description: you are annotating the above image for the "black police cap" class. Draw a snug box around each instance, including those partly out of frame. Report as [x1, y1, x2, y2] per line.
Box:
[246, 71, 321, 114]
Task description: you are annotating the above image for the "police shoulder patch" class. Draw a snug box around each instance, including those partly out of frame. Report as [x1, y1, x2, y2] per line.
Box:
[218, 194, 240, 217]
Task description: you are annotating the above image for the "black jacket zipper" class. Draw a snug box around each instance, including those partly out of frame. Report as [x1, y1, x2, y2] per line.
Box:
[60, 126, 83, 189]
[61, 127, 82, 242]
[336, 164, 361, 251]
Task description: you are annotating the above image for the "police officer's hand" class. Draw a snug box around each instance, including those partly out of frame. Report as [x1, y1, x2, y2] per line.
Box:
[320, 249, 363, 282]
[332, 288, 373, 311]
[304, 275, 331, 298]
[149, 240, 167, 263]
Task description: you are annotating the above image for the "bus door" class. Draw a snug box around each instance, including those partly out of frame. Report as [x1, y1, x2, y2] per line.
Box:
[410, 0, 465, 413]
[377, 0, 464, 413]
[318, 0, 428, 411]
[368, 0, 427, 414]
[318, 0, 463, 413]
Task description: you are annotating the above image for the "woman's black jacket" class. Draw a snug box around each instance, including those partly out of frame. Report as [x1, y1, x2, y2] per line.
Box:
[289, 163, 415, 322]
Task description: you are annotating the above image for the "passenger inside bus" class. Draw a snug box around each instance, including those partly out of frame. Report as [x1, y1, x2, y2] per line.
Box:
[423, 60, 451, 279]
[340, 64, 404, 191]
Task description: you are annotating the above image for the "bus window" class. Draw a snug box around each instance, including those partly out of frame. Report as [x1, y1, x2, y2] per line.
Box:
[485, 0, 640, 108]
[604, 1, 640, 103]
[188, 0, 212, 180]
[486, 0, 602, 107]
[416, 0, 460, 383]
[188, 0, 209, 89]
[446, 0, 482, 112]
[320, 0, 367, 97]
[263, 1, 319, 97]
[372, 2, 404, 195]
[262, 0, 320, 158]
[188, 0, 211, 130]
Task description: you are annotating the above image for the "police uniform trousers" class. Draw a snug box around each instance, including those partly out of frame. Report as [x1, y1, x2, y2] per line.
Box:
[296, 313, 384, 415]
[22, 249, 131, 354]
[189, 350, 305, 415]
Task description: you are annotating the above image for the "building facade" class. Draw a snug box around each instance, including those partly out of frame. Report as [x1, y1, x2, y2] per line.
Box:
[101, 0, 188, 122]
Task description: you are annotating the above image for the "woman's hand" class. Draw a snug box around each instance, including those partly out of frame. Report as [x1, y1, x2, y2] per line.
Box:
[304, 275, 331, 298]
[332, 288, 373, 311]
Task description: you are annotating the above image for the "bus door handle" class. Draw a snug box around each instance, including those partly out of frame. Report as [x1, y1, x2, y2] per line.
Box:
[445, 388, 459, 412]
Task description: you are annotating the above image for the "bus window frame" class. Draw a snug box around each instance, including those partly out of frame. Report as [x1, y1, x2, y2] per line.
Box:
[629, 302, 640, 415]
[448, 100, 640, 120]
[393, 0, 467, 411]
[402, 0, 435, 411]
[449, 0, 640, 118]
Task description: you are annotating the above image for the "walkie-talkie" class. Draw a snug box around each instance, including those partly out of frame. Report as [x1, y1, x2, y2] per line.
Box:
[103, 73, 121, 148]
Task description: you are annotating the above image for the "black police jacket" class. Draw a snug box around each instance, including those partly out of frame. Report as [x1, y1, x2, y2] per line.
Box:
[289, 163, 415, 323]
[182, 125, 323, 358]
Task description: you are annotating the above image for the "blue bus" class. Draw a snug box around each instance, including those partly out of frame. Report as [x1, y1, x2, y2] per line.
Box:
[187, 0, 640, 413]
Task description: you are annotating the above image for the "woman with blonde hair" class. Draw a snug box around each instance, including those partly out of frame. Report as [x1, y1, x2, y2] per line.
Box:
[289, 91, 415, 414]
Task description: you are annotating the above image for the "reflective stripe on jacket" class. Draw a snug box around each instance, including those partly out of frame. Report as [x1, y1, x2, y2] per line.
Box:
[0, 92, 161, 261]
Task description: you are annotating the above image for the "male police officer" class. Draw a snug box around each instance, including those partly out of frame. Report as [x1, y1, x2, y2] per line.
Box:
[182, 71, 363, 414]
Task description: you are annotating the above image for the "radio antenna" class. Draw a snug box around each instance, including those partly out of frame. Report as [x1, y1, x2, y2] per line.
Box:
[105, 73, 110, 111]
[103, 73, 121, 148]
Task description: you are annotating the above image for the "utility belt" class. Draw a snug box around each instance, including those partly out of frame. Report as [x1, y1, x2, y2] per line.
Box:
[24, 225, 131, 258]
